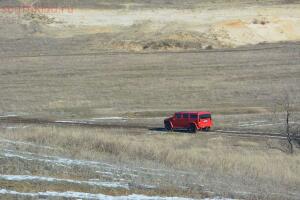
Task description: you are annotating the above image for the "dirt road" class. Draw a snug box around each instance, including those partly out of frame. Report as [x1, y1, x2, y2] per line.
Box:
[0, 1, 300, 199]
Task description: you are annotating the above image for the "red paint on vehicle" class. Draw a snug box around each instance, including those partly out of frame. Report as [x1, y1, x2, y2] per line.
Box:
[164, 111, 213, 133]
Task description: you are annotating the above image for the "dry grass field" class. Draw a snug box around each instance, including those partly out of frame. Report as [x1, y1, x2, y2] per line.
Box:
[0, 0, 300, 199]
[0, 124, 299, 199]
[0, 44, 299, 120]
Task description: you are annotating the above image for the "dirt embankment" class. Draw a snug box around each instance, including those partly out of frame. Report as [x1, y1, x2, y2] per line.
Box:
[0, 2, 299, 51]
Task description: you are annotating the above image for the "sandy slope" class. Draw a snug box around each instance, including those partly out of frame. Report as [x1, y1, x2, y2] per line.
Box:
[38, 5, 300, 50]
[1, 3, 300, 51]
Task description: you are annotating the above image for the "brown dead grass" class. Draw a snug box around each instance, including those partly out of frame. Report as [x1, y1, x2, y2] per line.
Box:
[2, 125, 300, 198]
[0, 46, 299, 119]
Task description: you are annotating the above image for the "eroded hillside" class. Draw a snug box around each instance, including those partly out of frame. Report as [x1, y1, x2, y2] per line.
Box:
[0, 0, 300, 51]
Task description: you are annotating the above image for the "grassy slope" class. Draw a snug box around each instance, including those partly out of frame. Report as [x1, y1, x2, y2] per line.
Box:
[1, 125, 299, 199]
[0, 1, 299, 199]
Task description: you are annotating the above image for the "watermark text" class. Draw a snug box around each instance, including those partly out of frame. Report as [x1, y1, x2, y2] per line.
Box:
[0, 5, 74, 15]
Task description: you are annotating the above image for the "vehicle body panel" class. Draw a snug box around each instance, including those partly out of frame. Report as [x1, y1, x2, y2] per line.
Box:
[164, 111, 213, 132]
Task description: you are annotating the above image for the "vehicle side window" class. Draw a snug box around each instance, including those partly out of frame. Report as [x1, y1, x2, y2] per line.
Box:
[183, 114, 189, 119]
[175, 113, 182, 119]
[200, 114, 211, 119]
[190, 114, 198, 119]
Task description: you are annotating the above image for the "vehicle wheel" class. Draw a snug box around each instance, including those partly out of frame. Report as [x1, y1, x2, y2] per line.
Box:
[203, 127, 210, 132]
[189, 124, 197, 133]
[164, 121, 172, 131]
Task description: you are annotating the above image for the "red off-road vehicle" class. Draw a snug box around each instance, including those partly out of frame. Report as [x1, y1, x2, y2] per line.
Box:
[164, 111, 213, 133]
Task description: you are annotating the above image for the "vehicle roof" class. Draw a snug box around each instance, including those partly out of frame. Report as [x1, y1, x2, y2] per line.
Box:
[175, 111, 211, 115]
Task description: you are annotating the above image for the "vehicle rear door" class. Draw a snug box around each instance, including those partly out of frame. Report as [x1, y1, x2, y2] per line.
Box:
[199, 114, 212, 127]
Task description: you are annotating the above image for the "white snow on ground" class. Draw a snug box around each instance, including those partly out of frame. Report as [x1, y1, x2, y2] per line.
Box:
[0, 146, 237, 199]
[238, 120, 299, 127]
[1, 150, 120, 170]
[0, 189, 237, 200]
[0, 189, 235, 200]
[3, 148, 108, 168]
[0, 175, 129, 189]
[251, 120, 267, 123]
[92, 117, 126, 120]
[238, 122, 283, 127]
[138, 167, 197, 176]
[0, 150, 173, 188]
[55, 120, 96, 124]
[290, 122, 300, 125]
[0, 149, 206, 192]
[2, 126, 19, 129]
[0, 114, 18, 118]
[96, 171, 114, 176]
[0, 149, 195, 177]
[0, 150, 170, 179]
[5, 126, 30, 129]
[203, 199, 236, 200]
[0, 139, 55, 150]
[0, 189, 196, 200]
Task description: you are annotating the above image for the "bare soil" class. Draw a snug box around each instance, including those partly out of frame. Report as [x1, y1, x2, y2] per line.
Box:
[0, 1, 300, 199]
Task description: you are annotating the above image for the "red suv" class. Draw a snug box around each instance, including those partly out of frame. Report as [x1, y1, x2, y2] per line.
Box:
[164, 111, 213, 133]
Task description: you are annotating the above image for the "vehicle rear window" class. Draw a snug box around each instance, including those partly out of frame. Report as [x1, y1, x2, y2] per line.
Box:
[190, 114, 198, 119]
[175, 113, 182, 119]
[183, 114, 189, 119]
[200, 114, 211, 119]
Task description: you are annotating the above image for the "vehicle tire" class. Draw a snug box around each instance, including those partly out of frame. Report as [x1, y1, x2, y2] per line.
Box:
[189, 124, 197, 133]
[203, 127, 210, 132]
[164, 121, 172, 131]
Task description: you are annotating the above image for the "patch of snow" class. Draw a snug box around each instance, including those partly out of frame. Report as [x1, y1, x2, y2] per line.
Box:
[251, 120, 267, 123]
[1, 125, 30, 129]
[2, 149, 118, 170]
[0, 139, 55, 150]
[1, 149, 121, 171]
[55, 120, 95, 124]
[0, 149, 198, 185]
[0, 151, 154, 186]
[238, 122, 283, 127]
[2, 152, 67, 167]
[0, 114, 18, 118]
[1, 149, 161, 176]
[290, 121, 300, 124]
[92, 117, 125, 120]
[96, 171, 114, 176]
[3, 126, 19, 129]
[203, 198, 236, 200]
[238, 123, 259, 127]
[236, 120, 298, 128]
[254, 123, 282, 127]
[0, 175, 129, 189]
[3, 152, 33, 161]
[137, 167, 197, 175]
[0, 189, 194, 200]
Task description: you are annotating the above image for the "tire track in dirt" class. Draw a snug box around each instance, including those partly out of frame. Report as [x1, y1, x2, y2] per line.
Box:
[1, 116, 297, 140]
[2, 42, 300, 59]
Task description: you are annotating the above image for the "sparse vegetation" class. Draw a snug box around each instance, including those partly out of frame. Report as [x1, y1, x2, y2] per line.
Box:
[252, 18, 270, 25]
[0, 45, 299, 119]
[1, 125, 299, 199]
[0, 0, 300, 199]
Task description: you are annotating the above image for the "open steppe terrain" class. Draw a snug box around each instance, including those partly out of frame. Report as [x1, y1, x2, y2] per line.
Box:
[0, 124, 300, 200]
[0, 0, 300, 199]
